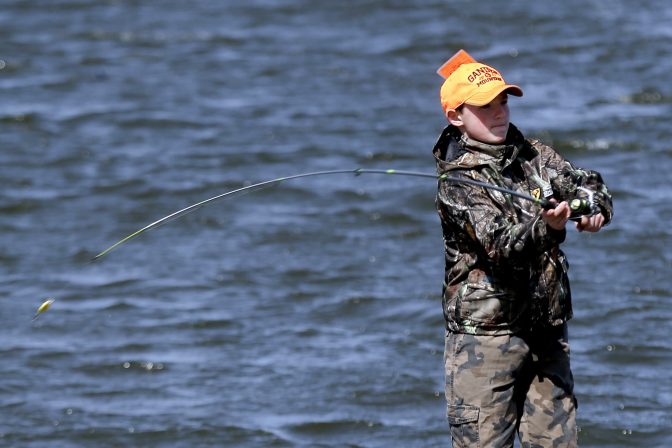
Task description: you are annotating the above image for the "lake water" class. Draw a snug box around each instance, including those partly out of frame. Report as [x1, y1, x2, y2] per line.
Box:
[1, 0, 671, 446]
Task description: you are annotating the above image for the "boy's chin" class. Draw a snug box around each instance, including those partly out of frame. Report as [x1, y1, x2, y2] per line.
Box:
[485, 134, 507, 144]
[488, 129, 509, 144]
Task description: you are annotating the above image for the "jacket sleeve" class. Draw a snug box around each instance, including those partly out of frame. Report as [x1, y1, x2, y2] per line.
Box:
[437, 175, 565, 266]
[536, 142, 614, 225]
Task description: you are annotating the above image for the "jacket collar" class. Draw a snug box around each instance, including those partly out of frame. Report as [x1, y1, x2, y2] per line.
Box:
[433, 124, 526, 173]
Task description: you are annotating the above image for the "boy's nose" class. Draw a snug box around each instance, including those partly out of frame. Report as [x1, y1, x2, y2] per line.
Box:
[493, 104, 508, 118]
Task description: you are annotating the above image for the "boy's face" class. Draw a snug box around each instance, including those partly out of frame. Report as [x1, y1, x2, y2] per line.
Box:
[448, 92, 510, 144]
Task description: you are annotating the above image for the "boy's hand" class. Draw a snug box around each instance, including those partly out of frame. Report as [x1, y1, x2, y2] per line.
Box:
[575, 213, 605, 233]
[541, 200, 571, 230]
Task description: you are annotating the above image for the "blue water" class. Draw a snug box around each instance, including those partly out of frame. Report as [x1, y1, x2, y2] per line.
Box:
[1, 1, 671, 446]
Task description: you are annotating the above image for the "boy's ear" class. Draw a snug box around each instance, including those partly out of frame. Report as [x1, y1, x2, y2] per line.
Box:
[446, 108, 463, 127]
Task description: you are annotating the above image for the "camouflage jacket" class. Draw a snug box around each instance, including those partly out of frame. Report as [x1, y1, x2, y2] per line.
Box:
[433, 124, 613, 335]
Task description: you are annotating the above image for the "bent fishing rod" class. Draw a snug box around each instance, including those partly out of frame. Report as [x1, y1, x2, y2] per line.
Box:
[27, 168, 591, 320]
[92, 168, 578, 261]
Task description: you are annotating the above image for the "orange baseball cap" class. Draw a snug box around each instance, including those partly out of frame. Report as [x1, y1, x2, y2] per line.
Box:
[437, 49, 523, 113]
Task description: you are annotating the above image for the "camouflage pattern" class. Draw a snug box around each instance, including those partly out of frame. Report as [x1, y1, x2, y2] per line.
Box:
[444, 325, 577, 447]
[434, 123, 612, 446]
[433, 124, 613, 335]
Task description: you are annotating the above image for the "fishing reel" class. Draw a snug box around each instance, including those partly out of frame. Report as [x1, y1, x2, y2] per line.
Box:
[540, 187, 599, 221]
[568, 187, 599, 221]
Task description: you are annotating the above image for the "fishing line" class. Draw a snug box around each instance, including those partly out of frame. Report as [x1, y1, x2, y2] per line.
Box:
[92, 168, 555, 261]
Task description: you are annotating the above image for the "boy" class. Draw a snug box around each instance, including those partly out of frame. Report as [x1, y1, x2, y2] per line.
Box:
[433, 50, 613, 447]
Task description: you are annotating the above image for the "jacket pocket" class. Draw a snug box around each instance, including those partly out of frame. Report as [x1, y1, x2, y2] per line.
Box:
[458, 283, 512, 325]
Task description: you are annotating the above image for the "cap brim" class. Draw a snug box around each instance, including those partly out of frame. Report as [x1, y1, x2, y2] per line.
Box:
[464, 84, 523, 107]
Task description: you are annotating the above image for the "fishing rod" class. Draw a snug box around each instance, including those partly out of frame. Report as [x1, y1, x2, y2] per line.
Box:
[92, 168, 563, 261]
[30, 168, 592, 320]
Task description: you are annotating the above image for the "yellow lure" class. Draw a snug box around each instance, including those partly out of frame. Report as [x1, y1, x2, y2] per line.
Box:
[32, 298, 55, 321]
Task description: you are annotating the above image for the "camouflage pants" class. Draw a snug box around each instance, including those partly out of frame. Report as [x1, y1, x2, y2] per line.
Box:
[444, 325, 577, 447]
